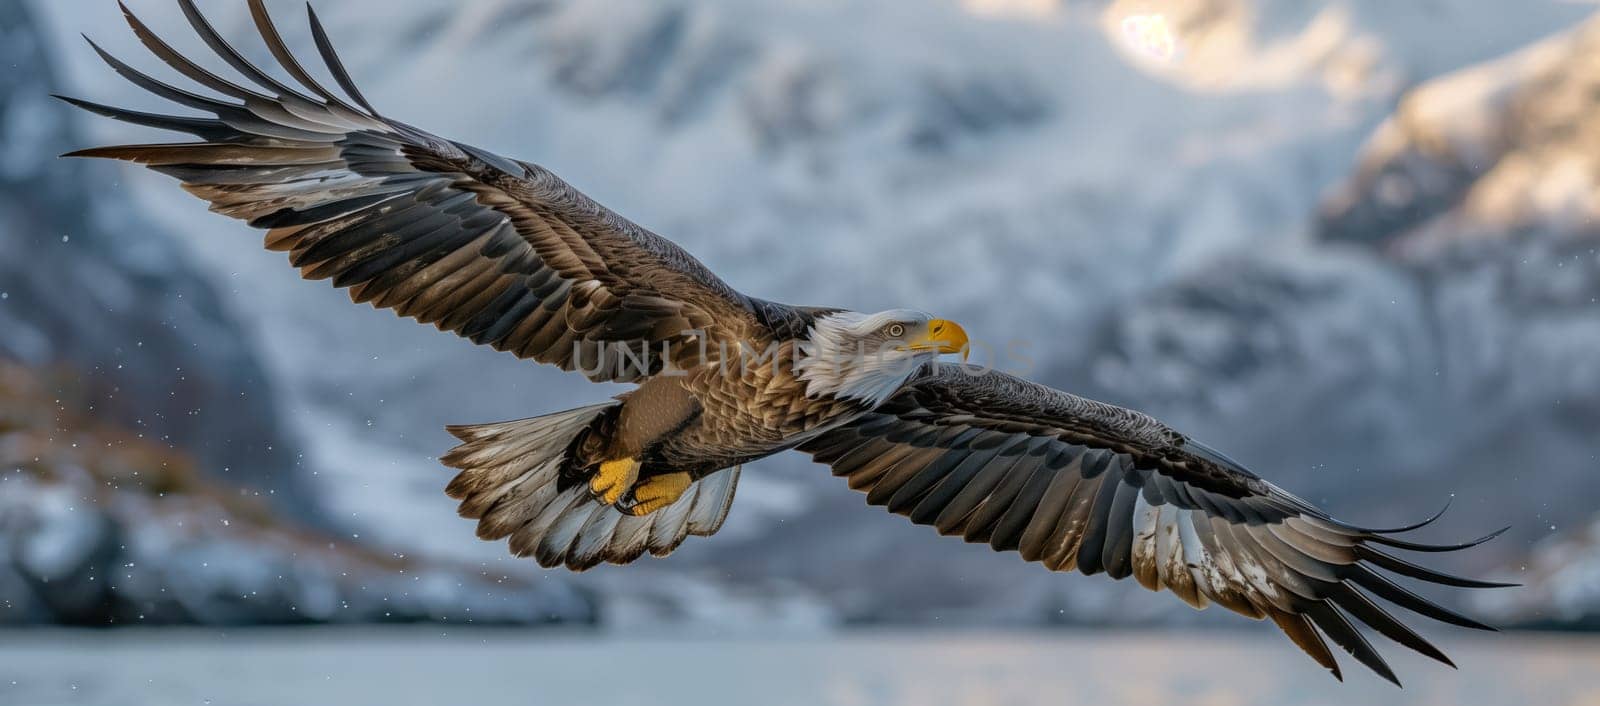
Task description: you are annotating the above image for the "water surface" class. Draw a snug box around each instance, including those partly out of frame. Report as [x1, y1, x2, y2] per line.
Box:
[1, 629, 1595, 706]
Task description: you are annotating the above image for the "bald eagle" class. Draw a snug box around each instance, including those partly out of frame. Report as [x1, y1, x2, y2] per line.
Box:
[65, 0, 1509, 685]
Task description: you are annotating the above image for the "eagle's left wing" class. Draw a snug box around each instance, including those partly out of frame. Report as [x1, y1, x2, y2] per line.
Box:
[800, 365, 1510, 685]
[62, 0, 788, 383]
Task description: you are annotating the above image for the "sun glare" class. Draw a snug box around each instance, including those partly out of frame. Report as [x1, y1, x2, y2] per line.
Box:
[1119, 14, 1178, 62]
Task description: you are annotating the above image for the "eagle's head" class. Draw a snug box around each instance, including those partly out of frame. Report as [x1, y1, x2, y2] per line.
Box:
[797, 309, 969, 406]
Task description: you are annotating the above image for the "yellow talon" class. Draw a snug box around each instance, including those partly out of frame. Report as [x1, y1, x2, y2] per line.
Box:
[623, 472, 692, 516]
[592, 457, 641, 505]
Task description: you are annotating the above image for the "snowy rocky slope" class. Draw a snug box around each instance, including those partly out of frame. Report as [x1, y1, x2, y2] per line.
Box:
[21, 0, 1600, 625]
[1476, 513, 1600, 630]
[0, 1, 310, 513]
[0, 362, 592, 626]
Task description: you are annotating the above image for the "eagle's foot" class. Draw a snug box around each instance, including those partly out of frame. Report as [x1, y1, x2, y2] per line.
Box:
[591, 457, 641, 506]
[620, 472, 692, 516]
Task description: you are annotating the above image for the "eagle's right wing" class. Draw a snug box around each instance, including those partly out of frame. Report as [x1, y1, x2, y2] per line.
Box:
[801, 365, 1511, 686]
[65, 0, 785, 382]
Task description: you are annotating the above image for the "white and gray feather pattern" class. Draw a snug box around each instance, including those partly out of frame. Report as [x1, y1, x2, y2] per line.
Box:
[442, 404, 740, 571]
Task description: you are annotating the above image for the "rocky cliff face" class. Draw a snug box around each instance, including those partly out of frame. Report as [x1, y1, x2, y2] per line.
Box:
[0, 2, 311, 514]
[1320, 15, 1600, 253]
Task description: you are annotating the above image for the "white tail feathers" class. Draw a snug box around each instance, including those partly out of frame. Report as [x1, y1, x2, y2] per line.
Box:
[442, 404, 740, 571]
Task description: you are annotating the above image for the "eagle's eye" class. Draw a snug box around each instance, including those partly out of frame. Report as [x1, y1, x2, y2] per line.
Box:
[885, 324, 906, 337]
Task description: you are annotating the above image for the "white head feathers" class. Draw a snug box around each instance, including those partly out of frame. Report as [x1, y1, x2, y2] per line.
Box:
[797, 309, 934, 406]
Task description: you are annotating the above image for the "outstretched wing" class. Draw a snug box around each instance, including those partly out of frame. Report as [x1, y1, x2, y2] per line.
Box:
[800, 365, 1510, 686]
[63, 0, 786, 382]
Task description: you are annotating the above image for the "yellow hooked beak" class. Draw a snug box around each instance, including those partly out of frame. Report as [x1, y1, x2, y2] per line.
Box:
[905, 319, 970, 361]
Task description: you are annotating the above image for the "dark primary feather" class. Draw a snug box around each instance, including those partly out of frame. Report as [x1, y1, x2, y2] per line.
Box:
[800, 365, 1511, 686]
[63, 0, 833, 383]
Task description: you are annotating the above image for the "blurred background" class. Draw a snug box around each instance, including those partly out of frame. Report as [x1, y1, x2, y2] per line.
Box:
[3, 0, 1600, 703]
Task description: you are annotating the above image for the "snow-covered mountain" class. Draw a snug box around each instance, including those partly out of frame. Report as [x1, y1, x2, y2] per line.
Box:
[19, 0, 1599, 625]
